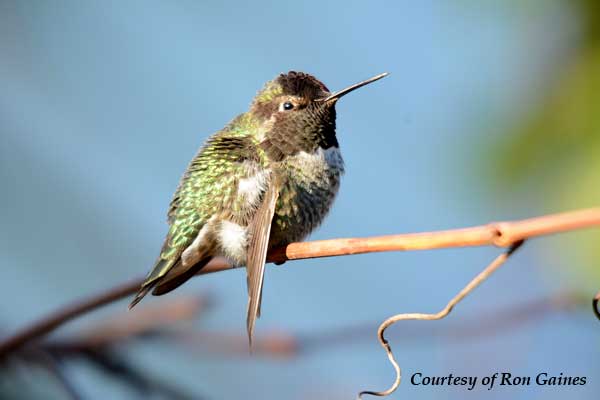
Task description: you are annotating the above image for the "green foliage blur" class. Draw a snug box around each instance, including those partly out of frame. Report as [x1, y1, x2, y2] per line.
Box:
[486, 0, 600, 286]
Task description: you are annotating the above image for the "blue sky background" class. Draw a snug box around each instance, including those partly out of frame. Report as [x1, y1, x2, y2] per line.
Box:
[0, 1, 598, 399]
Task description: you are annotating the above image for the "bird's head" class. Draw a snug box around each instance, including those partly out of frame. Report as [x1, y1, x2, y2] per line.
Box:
[250, 71, 388, 159]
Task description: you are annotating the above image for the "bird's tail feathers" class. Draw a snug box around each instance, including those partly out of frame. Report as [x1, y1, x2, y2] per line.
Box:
[129, 257, 177, 309]
[152, 256, 212, 296]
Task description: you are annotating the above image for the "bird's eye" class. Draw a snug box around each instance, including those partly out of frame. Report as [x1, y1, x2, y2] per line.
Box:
[282, 101, 294, 111]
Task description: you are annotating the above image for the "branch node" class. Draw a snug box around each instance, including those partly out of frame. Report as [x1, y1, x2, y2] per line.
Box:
[490, 222, 513, 247]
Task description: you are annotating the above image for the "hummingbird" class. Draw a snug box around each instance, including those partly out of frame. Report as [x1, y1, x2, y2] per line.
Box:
[130, 71, 388, 345]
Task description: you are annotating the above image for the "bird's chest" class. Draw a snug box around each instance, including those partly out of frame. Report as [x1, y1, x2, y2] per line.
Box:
[270, 147, 344, 246]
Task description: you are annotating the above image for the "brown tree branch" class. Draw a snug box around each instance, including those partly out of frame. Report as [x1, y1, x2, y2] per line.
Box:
[295, 291, 588, 354]
[1, 207, 599, 359]
[168, 291, 587, 358]
[11, 296, 208, 399]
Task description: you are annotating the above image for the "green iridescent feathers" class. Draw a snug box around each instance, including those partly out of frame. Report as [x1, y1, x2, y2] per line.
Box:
[130, 114, 268, 306]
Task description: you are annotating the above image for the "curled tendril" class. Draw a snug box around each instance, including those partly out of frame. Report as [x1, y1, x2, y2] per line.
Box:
[358, 241, 524, 399]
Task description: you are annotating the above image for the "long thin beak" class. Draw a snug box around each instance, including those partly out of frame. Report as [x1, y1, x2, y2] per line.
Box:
[317, 72, 389, 103]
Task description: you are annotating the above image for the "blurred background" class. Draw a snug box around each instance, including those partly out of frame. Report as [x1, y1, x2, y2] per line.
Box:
[0, 0, 598, 399]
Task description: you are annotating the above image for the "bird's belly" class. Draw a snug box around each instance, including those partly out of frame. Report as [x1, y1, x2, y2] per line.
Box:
[213, 147, 343, 264]
[269, 147, 344, 248]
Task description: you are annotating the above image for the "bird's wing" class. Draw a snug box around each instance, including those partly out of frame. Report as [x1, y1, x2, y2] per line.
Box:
[245, 175, 279, 346]
[130, 127, 263, 309]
